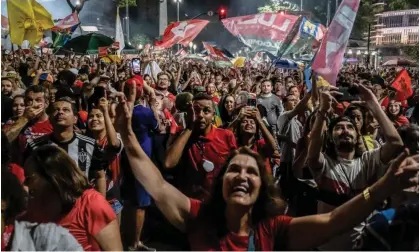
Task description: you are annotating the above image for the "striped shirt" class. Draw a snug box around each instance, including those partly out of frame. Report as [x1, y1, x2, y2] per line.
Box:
[25, 133, 104, 179]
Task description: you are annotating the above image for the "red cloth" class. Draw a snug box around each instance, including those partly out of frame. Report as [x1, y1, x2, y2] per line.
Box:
[58, 189, 116, 251]
[96, 137, 122, 198]
[127, 75, 144, 98]
[187, 198, 293, 250]
[163, 108, 178, 134]
[391, 69, 412, 101]
[8, 163, 25, 184]
[180, 126, 237, 201]
[74, 80, 83, 88]
[19, 118, 53, 153]
[1, 224, 14, 251]
[78, 110, 88, 124]
[252, 139, 274, 175]
[394, 115, 409, 127]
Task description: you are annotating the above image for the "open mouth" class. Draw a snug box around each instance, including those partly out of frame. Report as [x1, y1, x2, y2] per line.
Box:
[231, 185, 249, 195]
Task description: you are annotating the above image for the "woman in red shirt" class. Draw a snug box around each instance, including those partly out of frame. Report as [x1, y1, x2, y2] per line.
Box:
[115, 85, 419, 250]
[23, 145, 123, 251]
[386, 99, 409, 128]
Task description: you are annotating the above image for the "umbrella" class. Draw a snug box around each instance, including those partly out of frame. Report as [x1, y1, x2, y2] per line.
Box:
[382, 58, 418, 67]
[63, 33, 114, 54]
[274, 59, 299, 69]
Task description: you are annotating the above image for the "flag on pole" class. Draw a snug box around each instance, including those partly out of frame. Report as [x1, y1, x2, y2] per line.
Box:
[115, 8, 125, 56]
[7, 0, 53, 46]
[391, 69, 412, 101]
[155, 20, 209, 49]
[312, 0, 360, 85]
[202, 42, 230, 62]
[52, 11, 79, 32]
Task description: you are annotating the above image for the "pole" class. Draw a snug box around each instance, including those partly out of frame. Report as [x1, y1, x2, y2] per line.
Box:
[367, 23, 371, 66]
[177, 1, 180, 51]
[336, 0, 339, 13]
[125, 0, 129, 43]
[326, 0, 331, 26]
[300, 0, 303, 11]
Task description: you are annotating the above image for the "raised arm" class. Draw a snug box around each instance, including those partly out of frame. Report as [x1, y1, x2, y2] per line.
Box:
[307, 92, 331, 172]
[286, 92, 311, 119]
[356, 84, 404, 163]
[287, 150, 419, 250]
[115, 87, 191, 231]
[163, 105, 194, 169]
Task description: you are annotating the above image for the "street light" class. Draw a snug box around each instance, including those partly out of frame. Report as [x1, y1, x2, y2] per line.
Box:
[174, 0, 181, 22]
[193, 44, 197, 53]
[356, 50, 361, 55]
[189, 42, 194, 53]
[138, 44, 143, 50]
[347, 49, 353, 55]
[75, 0, 81, 6]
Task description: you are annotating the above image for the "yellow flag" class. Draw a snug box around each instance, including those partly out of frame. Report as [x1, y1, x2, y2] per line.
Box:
[7, 0, 53, 46]
[7, 0, 36, 45]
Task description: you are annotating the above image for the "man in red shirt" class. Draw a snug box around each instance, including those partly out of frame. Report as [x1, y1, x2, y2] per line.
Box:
[164, 93, 237, 201]
[4, 85, 53, 164]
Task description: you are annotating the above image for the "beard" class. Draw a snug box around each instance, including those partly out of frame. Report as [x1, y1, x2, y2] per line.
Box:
[336, 141, 355, 153]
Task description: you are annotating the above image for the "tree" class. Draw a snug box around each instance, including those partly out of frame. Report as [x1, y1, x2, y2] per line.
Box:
[131, 34, 152, 47]
[403, 44, 419, 61]
[115, 0, 137, 8]
[258, 0, 300, 13]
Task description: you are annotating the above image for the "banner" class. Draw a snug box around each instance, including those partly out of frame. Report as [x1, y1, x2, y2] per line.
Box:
[155, 19, 209, 49]
[282, 17, 326, 59]
[222, 13, 299, 55]
[312, 0, 360, 85]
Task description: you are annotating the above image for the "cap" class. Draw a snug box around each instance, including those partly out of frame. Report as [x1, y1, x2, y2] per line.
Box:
[5, 71, 17, 79]
[39, 73, 54, 83]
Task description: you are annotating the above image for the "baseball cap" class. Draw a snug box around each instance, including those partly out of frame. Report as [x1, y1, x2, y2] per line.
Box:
[5, 71, 17, 79]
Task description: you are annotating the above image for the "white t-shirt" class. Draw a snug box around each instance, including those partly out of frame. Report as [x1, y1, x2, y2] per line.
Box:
[312, 148, 388, 250]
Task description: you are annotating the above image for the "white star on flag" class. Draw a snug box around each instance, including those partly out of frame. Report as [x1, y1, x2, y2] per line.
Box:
[171, 21, 195, 39]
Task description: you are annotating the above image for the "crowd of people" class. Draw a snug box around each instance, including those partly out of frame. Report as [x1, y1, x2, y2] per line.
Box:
[1, 48, 419, 251]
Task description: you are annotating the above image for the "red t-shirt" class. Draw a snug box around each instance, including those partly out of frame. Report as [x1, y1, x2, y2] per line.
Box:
[19, 118, 53, 153]
[187, 199, 293, 250]
[58, 189, 116, 251]
[394, 115, 409, 127]
[252, 139, 274, 175]
[8, 163, 25, 184]
[180, 126, 237, 201]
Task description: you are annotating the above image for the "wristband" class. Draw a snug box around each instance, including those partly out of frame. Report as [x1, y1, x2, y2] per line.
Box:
[363, 187, 371, 201]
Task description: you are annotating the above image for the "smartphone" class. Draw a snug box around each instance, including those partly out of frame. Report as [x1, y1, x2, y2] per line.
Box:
[132, 58, 141, 74]
[247, 93, 257, 107]
[337, 87, 360, 102]
[89, 86, 106, 107]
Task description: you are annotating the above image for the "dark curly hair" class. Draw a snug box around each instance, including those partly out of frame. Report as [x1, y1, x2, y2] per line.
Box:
[200, 147, 285, 237]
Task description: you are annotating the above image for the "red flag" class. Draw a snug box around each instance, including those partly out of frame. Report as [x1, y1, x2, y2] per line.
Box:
[163, 108, 178, 135]
[202, 42, 229, 61]
[155, 20, 209, 49]
[52, 11, 79, 32]
[222, 13, 299, 55]
[312, 0, 360, 85]
[391, 69, 412, 101]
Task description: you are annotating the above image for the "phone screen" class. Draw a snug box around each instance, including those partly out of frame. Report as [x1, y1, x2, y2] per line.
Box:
[132, 58, 141, 74]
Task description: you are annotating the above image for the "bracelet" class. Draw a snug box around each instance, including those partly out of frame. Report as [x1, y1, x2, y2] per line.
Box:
[363, 187, 371, 201]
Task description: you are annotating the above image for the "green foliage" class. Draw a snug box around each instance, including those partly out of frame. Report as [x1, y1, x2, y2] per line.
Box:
[403, 44, 419, 61]
[131, 34, 152, 47]
[258, 0, 300, 13]
[117, 0, 137, 8]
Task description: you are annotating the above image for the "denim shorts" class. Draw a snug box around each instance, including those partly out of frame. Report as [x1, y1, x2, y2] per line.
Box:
[135, 180, 152, 208]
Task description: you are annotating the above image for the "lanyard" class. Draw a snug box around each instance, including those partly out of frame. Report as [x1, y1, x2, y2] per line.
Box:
[248, 229, 255, 251]
[196, 139, 205, 158]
